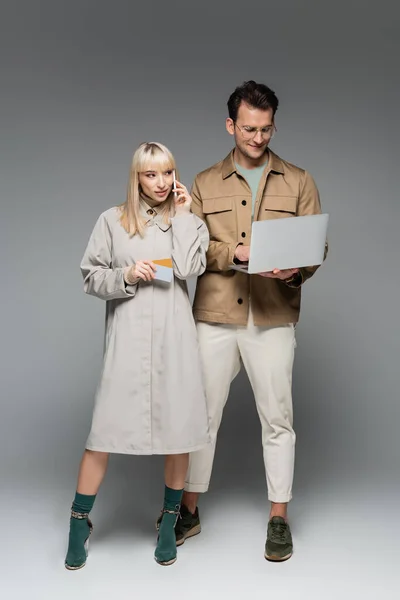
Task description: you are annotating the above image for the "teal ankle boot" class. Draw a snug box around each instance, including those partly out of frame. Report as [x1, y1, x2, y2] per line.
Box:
[65, 511, 93, 570]
[154, 486, 183, 566]
[65, 493, 95, 570]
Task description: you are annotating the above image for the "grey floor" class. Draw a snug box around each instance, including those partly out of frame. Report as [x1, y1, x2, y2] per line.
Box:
[3, 442, 398, 599]
[3, 357, 399, 599]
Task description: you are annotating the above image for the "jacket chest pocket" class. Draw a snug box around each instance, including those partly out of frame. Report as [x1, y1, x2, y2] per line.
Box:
[202, 197, 236, 235]
[260, 195, 297, 220]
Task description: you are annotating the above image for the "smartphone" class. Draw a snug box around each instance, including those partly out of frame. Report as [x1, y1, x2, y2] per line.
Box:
[172, 169, 177, 195]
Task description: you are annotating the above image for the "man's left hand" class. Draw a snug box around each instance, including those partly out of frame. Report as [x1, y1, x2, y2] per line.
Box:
[259, 268, 299, 280]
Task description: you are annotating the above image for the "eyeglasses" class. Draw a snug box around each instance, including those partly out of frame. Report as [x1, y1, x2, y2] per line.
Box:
[234, 122, 276, 140]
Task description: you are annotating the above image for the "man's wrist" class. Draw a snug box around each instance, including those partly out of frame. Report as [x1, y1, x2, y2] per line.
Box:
[233, 243, 243, 264]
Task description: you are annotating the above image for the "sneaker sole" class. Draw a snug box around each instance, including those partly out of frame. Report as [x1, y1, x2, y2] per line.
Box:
[176, 524, 201, 546]
[155, 520, 202, 546]
[264, 550, 292, 562]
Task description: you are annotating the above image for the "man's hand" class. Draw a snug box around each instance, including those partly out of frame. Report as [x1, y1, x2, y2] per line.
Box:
[234, 245, 250, 263]
[259, 268, 299, 280]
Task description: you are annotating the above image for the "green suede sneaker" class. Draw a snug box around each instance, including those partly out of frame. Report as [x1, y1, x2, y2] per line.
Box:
[264, 516, 293, 562]
[156, 504, 201, 546]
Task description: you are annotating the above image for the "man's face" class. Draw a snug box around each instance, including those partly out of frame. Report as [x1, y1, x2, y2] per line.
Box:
[226, 102, 275, 162]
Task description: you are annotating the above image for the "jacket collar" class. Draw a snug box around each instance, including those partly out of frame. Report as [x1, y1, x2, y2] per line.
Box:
[221, 148, 285, 179]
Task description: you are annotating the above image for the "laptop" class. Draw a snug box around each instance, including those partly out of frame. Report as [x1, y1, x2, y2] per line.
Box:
[230, 213, 329, 274]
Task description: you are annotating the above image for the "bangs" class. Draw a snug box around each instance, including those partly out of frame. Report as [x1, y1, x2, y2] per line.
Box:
[136, 143, 175, 173]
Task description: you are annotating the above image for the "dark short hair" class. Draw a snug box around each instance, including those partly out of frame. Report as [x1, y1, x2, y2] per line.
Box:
[227, 80, 279, 121]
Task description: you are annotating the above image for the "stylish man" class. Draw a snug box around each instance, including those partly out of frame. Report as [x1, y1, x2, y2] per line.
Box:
[161, 81, 327, 561]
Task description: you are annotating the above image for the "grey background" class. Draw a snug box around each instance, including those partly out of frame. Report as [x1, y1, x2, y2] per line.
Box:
[1, 0, 399, 598]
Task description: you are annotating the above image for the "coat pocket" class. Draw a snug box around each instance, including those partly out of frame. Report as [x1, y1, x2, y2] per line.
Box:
[202, 197, 236, 235]
[261, 195, 297, 219]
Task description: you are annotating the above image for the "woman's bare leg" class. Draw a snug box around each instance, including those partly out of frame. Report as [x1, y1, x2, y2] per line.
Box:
[76, 449, 109, 495]
[164, 453, 189, 490]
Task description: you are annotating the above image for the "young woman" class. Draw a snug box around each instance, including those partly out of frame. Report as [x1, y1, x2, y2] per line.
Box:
[65, 142, 210, 569]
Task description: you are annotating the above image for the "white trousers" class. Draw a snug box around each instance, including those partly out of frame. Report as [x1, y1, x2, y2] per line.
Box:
[185, 310, 297, 502]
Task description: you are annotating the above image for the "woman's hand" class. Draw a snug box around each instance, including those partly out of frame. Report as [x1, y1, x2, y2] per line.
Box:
[124, 260, 157, 284]
[173, 180, 192, 213]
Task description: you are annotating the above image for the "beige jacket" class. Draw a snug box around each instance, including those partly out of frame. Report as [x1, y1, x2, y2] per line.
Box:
[191, 149, 328, 326]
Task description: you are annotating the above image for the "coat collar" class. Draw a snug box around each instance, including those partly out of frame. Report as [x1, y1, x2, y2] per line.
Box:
[139, 197, 171, 231]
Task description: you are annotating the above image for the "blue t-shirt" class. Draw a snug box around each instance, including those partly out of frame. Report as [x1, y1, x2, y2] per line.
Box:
[235, 160, 268, 219]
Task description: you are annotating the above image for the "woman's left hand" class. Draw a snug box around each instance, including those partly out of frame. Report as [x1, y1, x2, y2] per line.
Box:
[173, 180, 192, 213]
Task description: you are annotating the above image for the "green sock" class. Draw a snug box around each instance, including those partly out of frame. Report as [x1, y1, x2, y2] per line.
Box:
[72, 491, 96, 515]
[154, 486, 183, 564]
[163, 486, 183, 511]
[65, 492, 96, 569]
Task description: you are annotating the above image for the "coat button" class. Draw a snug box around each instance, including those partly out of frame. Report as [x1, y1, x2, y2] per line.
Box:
[237, 298, 243, 305]
[147, 209, 154, 215]
[241, 232, 246, 238]
[242, 200, 247, 206]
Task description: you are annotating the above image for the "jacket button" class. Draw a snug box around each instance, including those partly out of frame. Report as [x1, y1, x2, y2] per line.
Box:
[241, 232, 246, 238]
[147, 209, 154, 215]
[237, 298, 243, 305]
[242, 200, 247, 206]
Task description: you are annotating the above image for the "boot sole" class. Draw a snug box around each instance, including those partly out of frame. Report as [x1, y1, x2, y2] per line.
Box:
[155, 556, 177, 566]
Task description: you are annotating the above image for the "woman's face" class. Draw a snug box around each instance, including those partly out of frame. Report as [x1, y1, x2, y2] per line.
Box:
[138, 167, 174, 205]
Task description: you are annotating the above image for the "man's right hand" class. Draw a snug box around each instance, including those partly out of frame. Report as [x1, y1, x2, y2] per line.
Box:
[124, 260, 157, 284]
[234, 245, 250, 263]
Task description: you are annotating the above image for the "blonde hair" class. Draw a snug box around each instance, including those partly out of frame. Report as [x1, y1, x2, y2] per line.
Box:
[119, 142, 178, 237]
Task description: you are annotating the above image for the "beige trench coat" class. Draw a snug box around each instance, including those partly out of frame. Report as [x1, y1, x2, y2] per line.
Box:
[80, 202, 211, 455]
